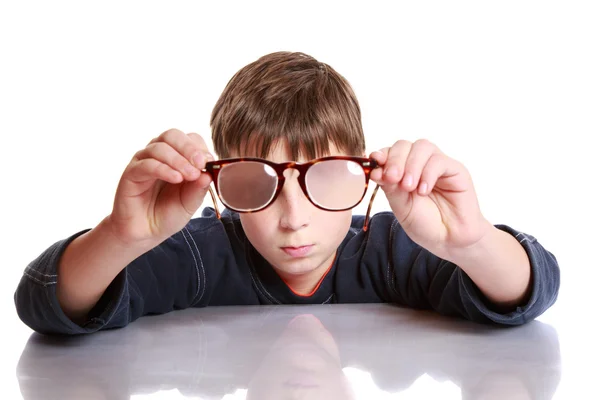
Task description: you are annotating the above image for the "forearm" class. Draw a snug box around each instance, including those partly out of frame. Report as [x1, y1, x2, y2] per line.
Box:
[447, 222, 532, 310]
[56, 216, 155, 322]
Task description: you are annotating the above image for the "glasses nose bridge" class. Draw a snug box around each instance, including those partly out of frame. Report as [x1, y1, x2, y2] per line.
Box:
[279, 161, 307, 180]
[279, 161, 311, 200]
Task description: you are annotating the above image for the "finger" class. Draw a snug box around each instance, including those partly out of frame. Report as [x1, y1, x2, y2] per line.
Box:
[369, 148, 388, 165]
[416, 153, 447, 195]
[180, 173, 213, 215]
[152, 129, 210, 168]
[402, 139, 438, 192]
[127, 158, 184, 185]
[420, 155, 467, 195]
[368, 148, 388, 183]
[381, 140, 412, 187]
[136, 142, 200, 181]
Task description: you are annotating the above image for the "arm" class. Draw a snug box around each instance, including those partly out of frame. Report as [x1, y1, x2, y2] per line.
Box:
[14, 215, 214, 335]
[55, 216, 157, 323]
[14, 129, 219, 335]
[446, 221, 533, 311]
[368, 140, 560, 323]
[383, 214, 560, 325]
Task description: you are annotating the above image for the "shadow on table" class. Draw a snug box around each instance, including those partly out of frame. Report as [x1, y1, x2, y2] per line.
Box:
[16, 304, 561, 399]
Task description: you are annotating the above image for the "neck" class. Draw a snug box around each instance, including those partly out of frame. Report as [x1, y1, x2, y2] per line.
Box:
[278, 252, 336, 296]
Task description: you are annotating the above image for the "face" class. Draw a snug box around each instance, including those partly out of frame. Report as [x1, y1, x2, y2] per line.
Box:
[246, 314, 356, 400]
[237, 141, 356, 284]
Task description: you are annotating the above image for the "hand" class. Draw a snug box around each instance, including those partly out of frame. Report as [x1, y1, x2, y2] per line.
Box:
[107, 129, 214, 247]
[369, 139, 490, 260]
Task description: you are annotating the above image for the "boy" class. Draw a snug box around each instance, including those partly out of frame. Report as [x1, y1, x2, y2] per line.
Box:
[14, 52, 560, 335]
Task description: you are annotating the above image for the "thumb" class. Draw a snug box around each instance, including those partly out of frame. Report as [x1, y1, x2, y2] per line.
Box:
[368, 148, 392, 187]
[381, 183, 412, 223]
[180, 172, 213, 215]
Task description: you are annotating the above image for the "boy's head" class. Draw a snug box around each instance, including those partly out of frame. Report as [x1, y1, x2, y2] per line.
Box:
[211, 51, 364, 160]
[210, 52, 366, 292]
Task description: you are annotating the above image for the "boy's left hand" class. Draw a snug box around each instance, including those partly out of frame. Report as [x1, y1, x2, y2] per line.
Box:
[369, 139, 491, 260]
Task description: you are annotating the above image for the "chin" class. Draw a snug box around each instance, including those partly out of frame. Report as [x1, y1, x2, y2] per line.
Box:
[271, 257, 322, 276]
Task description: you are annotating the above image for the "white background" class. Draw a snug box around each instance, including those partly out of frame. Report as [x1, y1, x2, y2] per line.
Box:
[1, 1, 598, 398]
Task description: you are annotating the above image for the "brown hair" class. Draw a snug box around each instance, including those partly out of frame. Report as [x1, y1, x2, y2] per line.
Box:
[210, 51, 365, 160]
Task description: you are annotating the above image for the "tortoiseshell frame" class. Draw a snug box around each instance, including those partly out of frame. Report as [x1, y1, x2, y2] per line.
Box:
[203, 156, 381, 232]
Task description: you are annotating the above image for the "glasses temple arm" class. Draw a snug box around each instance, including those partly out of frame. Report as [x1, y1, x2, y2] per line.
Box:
[363, 184, 380, 232]
[207, 186, 221, 220]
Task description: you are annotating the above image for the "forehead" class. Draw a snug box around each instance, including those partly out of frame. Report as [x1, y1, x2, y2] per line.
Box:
[232, 139, 346, 163]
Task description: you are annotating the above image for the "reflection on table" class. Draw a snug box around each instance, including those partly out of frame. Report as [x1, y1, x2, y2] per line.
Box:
[17, 304, 561, 399]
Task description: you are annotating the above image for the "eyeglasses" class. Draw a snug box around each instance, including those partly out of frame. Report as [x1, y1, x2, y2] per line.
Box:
[203, 156, 381, 231]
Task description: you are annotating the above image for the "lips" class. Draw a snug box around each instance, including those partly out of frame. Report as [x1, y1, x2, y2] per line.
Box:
[281, 245, 314, 258]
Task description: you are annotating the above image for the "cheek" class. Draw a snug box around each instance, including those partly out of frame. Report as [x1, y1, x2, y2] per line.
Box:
[314, 210, 353, 238]
[320, 209, 352, 227]
[240, 212, 276, 244]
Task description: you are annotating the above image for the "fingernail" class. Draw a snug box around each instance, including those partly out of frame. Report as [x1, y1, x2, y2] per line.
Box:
[419, 182, 428, 194]
[205, 153, 214, 162]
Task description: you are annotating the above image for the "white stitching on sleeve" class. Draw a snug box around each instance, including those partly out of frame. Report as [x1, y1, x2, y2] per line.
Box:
[322, 294, 334, 304]
[387, 219, 402, 298]
[248, 264, 281, 304]
[181, 230, 200, 301]
[23, 271, 56, 286]
[249, 269, 279, 304]
[25, 266, 57, 278]
[185, 227, 206, 304]
[516, 232, 534, 243]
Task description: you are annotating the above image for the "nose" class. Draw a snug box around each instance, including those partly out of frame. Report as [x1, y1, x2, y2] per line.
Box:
[278, 169, 311, 231]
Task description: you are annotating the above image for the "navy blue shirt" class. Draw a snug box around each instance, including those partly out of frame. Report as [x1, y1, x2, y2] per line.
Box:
[14, 208, 560, 335]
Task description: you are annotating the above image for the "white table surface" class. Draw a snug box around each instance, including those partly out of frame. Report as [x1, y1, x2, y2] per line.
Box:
[8, 302, 595, 399]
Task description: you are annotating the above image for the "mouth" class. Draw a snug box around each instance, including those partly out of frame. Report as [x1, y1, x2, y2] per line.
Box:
[281, 245, 314, 258]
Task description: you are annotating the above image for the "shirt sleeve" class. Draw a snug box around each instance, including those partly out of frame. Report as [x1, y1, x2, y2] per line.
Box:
[378, 214, 560, 325]
[14, 213, 223, 335]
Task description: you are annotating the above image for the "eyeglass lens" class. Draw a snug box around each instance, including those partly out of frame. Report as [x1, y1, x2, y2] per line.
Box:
[217, 159, 367, 211]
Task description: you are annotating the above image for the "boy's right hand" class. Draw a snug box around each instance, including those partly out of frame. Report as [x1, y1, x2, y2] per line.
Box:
[107, 129, 214, 247]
